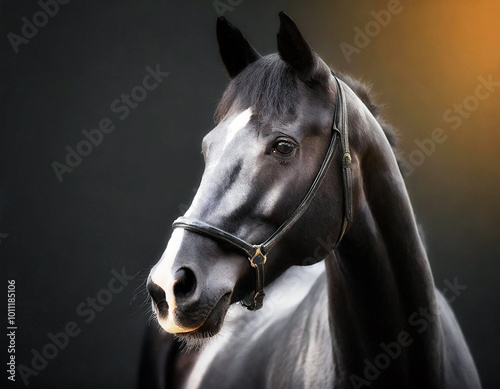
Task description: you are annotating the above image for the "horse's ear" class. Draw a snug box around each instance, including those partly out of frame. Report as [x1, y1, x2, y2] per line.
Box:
[217, 17, 261, 78]
[277, 12, 328, 85]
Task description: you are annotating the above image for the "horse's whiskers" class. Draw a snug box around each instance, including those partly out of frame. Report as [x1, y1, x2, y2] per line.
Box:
[175, 332, 213, 353]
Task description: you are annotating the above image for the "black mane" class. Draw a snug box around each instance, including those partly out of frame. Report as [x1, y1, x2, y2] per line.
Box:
[215, 54, 403, 172]
[335, 72, 402, 167]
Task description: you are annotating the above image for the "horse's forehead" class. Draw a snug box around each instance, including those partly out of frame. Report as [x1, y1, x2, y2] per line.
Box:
[206, 93, 331, 151]
[201, 107, 254, 172]
[224, 107, 253, 144]
[205, 107, 253, 144]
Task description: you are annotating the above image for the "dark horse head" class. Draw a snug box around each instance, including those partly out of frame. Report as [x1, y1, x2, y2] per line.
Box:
[147, 13, 354, 340]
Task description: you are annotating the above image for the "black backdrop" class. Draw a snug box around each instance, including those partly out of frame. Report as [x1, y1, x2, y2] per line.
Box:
[1, 1, 499, 388]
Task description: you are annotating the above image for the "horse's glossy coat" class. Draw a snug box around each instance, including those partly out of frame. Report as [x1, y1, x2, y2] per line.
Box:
[141, 13, 482, 389]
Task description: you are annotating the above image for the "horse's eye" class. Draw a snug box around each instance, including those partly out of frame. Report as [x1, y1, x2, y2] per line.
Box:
[273, 141, 296, 155]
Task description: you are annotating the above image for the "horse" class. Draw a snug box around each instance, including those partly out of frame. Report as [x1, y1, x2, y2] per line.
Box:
[139, 12, 482, 389]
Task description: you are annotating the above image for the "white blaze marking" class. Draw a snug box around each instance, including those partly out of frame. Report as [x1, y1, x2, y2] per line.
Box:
[224, 107, 252, 148]
[154, 108, 253, 333]
[207, 107, 252, 171]
[151, 229, 200, 333]
[186, 107, 253, 218]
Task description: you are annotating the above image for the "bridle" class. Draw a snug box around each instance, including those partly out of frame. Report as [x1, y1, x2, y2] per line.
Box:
[172, 74, 352, 310]
[172, 75, 352, 310]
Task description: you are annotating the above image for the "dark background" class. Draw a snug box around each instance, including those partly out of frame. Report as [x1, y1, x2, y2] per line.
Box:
[1, 0, 498, 388]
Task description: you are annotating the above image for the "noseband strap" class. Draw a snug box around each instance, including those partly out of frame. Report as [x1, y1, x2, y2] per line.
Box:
[172, 74, 351, 310]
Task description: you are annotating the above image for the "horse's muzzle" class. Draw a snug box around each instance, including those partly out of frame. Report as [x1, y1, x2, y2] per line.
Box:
[147, 269, 231, 335]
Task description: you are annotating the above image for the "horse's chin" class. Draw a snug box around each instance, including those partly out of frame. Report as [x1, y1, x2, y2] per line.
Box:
[174, 330, 215, 352]
[163, 292, 232, 350]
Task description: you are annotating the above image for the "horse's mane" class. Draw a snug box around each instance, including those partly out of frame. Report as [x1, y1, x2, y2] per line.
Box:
[335, 72, 404, 173]
[215, 54, 404, 173]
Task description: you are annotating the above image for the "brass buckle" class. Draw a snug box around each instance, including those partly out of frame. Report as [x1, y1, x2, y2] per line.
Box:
[249, 245, 267, 268]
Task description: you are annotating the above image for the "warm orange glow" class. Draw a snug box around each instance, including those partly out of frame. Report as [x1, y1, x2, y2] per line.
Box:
[296, 0, 500, 164]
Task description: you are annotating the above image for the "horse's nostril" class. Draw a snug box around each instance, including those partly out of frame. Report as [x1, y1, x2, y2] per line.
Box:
[173, 267, 197, 300]
[147, 279, 168, 311]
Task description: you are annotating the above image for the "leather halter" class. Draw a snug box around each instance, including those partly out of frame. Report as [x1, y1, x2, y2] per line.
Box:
[172, 74, 352, 310]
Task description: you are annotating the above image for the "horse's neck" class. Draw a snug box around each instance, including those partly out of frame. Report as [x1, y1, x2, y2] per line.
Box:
[325, 99, 442, 387]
